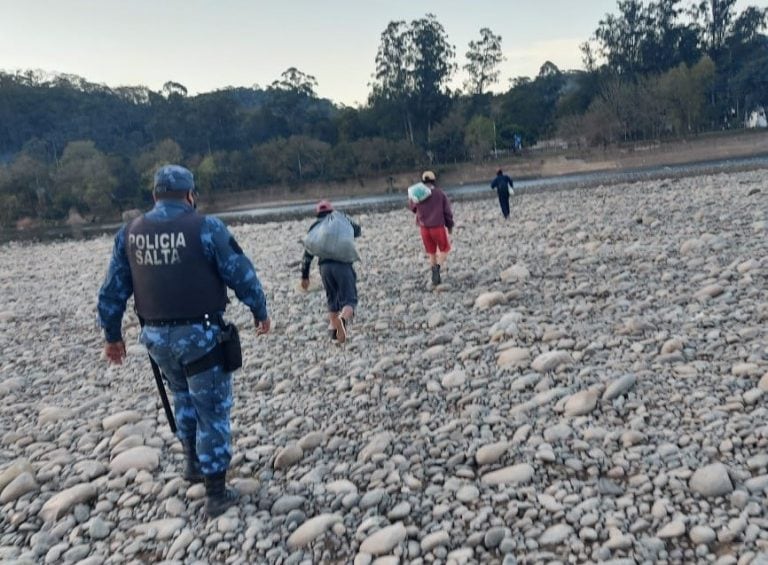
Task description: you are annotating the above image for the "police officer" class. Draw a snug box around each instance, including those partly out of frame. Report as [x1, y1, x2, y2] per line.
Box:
[97, 164, 271, 518]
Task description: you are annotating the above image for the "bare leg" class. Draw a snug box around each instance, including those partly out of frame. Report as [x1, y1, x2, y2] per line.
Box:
[340, 305, 354, 321]
[329, 311, 346, 344]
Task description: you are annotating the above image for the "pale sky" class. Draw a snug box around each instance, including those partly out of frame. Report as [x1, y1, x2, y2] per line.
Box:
[1, 0, 765, 106]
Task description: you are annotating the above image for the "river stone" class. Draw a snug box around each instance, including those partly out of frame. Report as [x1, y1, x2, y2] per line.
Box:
[298, 431, 326, 450]
[0, 311, 16, 323]
[358, 432, 393, 462]
[421, 530, 450, 552]
[689, 463, 733, 497]
[658, 520, 686, 538]
[475, 441, 509, 465]
[441, 369, 467, 388]
[0, 459, 33, 491]
[0, 472, 38, 503]
[73, 460, 108, 480]
[500, 264, 530, 283]
[481, 463, 534, 486]
[602, 374, 637, 400]
[274, 444, 304, 469]
[133, 518, 185, 540]
[497, 348, 530, 368]
[695, 284, 724, 299]
[539, 524, 573, 546]
[327, 479, 357, 494]
[387, 501, 411, 520]
[110, 446, 160, 474]
[359, 489, 386, 510]
[485, 527, 507, 549]
[38, 406, 75, 424]
[287, 513, 342, 549]
[743, 388, 763, 404]
[564, 389, 599, 417]
[40, 483, 98, 522]
[660, 338, 683, 355]
[88, 517, 111, 540]
[732, 363, 760, 376]
[474, 291, 506, 310]
[102, 410, 143, 431]
[0, 377, 24, 396]
[759, 373, 768, 391]
[543, 423, 572, 442]
[744, 475, 768, 492]
[272, 495, 307, 515]
[456, 485, 479, 503]
[690, 525, 716, 545]
[232, 478, 259, 495]
[360, 522, 407, 555]
[167, 529, 194, 560]
[531, 350, 573, 372]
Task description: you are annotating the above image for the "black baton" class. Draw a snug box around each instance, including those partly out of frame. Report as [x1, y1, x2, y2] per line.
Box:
[148, 355, 177, 433]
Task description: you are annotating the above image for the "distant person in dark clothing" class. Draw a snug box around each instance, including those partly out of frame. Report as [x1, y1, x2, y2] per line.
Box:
[408, 170, 454, 286]
[491, 168, 514, 219]
[300, 200, 361, 344]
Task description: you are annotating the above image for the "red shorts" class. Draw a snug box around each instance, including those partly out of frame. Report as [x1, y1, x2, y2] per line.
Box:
[419, 226, 451, 254]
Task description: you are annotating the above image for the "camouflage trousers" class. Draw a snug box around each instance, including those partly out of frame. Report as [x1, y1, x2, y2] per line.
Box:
[140, 323, 233, 475]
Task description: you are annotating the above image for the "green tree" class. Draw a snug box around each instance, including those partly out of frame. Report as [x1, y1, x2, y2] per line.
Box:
[162, 81, 188, 98]
[464, 115, 494, 160]
[431, 107, 468, 163]
[371, 14, 456, 145]
[657, 56, 716, 133]
[693, 0, 738, 55]
[134, 139, 184, 191]
[594, 0, 651, 75]
[271, 67, 318, 97]
[54, 140, 117, 215]
[464, 28, 503, 95]
[196, 154, 217, 201]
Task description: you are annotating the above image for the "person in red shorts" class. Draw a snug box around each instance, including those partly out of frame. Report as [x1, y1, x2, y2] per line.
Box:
[408, 170, 454, 286]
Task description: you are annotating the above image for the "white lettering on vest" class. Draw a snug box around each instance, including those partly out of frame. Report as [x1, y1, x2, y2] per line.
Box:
[131, 231, 187, 266]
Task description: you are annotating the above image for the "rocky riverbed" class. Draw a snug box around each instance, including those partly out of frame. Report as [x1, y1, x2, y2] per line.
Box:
[0, 170, 766, 564]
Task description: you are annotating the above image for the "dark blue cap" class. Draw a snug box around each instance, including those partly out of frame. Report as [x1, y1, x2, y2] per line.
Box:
[153, 165, 195, 192]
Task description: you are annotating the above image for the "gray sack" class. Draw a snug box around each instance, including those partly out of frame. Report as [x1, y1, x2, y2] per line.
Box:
[303, 211, 361, 263]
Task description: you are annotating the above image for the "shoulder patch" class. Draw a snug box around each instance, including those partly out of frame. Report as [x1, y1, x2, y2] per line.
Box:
[229, 237, 243, 255]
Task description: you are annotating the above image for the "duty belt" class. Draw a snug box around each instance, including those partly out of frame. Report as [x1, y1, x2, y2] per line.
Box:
[140, 313, 223, 327]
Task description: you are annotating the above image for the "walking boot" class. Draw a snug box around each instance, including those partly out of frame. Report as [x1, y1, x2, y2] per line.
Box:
[204, 472, 239, 518]
[431, 264, 441, 286]
[181, 442, 203, 483]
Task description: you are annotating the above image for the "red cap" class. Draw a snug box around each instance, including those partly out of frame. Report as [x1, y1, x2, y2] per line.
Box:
[315, 200, 334, 214]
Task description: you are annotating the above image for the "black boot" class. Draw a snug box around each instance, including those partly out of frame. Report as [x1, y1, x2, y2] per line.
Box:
[204, 472, 239, 518]
[181, 442, 203, 483]
[431, 264, 441, 286]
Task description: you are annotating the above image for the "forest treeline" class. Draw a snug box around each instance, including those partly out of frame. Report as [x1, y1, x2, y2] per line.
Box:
[1, 0, 766, 225]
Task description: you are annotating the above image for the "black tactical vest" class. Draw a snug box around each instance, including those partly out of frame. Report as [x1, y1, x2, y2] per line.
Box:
[126, 210, 227, 321]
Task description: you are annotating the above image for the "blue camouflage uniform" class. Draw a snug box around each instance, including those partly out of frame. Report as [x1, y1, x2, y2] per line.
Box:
[98, 199, 268, 476]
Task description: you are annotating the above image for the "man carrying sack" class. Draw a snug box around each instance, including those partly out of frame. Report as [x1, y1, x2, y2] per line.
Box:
[97, 164, 271, 518]
[300, 200, 361, 344]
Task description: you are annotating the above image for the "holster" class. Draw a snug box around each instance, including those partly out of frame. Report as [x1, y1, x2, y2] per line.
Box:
[183, 322, 242, 377]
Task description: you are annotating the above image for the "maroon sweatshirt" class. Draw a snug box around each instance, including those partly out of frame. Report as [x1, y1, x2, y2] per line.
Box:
[409, 186, 454, 229]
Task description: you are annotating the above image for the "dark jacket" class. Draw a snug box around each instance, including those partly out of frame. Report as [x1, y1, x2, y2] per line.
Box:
[491, 173, 514, 194]
[408, 185, 454, 229]
[301, 211, 362, 279]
